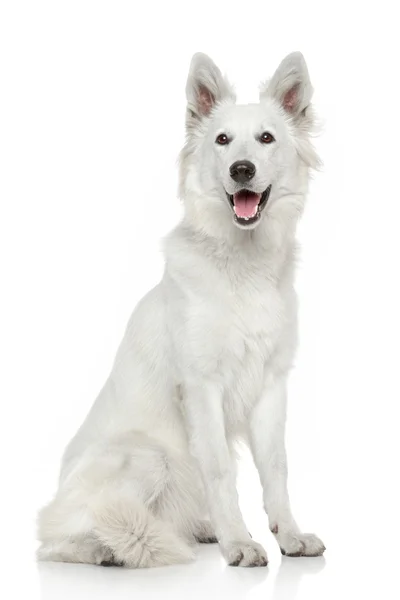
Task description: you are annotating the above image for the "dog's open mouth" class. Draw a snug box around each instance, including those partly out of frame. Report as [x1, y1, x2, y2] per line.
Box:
[226, 186, 272, 227]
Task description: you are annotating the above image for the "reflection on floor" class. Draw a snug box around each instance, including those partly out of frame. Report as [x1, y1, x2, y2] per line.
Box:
[38, 544, 327, 600]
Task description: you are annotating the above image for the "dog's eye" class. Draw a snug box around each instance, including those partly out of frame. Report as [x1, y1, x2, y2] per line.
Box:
[215, 133, 229, 145]
[260, 132, 275, 144]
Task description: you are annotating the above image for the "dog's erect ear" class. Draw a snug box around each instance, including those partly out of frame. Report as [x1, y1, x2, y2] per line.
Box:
[186, 53, 235, 124]
[260, 52, 313, 118]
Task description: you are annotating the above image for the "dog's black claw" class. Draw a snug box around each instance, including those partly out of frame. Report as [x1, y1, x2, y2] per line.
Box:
[229, 551, 244, 567]
[100, 557, 124, 567]
[196, 536, 218, 544]
[100, 560, 114, 567]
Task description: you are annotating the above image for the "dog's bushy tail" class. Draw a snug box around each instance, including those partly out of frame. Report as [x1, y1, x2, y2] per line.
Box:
[93, 494, 195, 568]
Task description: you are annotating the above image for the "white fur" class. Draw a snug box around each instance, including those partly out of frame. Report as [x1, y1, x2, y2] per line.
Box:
[38, 52, 325, 568]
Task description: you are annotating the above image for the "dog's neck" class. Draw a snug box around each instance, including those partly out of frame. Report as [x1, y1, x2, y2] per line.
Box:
[181, 188, 304, 248]
[170, 198, 300, 287]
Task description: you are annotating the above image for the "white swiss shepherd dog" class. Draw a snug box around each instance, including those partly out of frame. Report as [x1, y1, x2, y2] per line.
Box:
[38, 51, 326, 568]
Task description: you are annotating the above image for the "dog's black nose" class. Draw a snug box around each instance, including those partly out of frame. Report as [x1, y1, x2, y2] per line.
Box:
[229, 160, 256, 184]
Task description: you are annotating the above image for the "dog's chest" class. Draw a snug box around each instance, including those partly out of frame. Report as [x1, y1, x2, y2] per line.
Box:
[219, 276, 284, 422]
[184, 262, 287, 421]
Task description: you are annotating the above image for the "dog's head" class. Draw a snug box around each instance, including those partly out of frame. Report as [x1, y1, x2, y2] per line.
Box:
[180, 52, 319, 237]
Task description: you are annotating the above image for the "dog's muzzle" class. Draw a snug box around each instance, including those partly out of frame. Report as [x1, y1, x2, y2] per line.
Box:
[225, 185, 272, 227]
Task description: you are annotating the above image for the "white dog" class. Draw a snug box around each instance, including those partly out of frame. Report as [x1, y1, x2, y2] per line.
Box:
[38, 51, 325, 568]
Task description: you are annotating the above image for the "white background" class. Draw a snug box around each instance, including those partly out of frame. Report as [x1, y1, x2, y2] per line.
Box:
[1, 1, 399, 598]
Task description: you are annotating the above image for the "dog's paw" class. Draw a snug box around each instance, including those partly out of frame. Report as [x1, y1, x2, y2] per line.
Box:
[223, 540, 268, 567]
[197, 535, 218, 544]
[194, 520, 218, 544]
[94, 545, 121, 566]
[276, 530, 325, 557]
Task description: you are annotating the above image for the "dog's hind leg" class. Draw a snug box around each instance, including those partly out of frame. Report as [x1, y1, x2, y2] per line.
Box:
[38, 493, 194, 568]
[38, 435, 199, 567]
[37, 534, 115, 566]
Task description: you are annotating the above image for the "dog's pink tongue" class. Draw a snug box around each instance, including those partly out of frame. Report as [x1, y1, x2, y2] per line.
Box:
[233, 192, 260, 218]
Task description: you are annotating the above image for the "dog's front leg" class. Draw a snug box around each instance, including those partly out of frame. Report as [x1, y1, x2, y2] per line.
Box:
[249, 374, 325, 557]
[183, 380, 268, 567]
